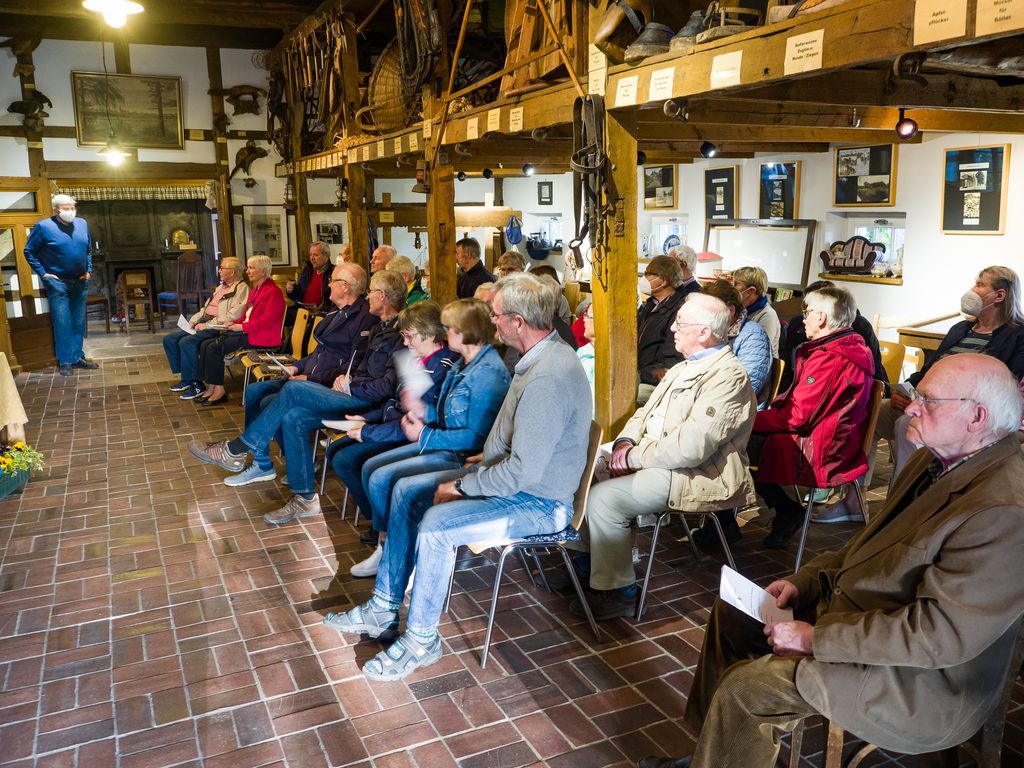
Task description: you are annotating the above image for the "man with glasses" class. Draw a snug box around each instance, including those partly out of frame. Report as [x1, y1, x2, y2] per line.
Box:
[574, 293, 757, 620]
[640, 354, 1024, 768]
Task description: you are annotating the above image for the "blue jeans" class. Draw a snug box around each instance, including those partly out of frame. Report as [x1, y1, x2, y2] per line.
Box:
[329, 438, 406, 518]
[163, 328, 219, 383]
[363, 443, 465, 532]
[373, 468, 571, 635]
[239, 379, 373, 493]
[43, 276, 87, 365]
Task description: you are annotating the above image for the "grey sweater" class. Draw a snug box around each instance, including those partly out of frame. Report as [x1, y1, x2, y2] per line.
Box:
[459, 332, 592, 504]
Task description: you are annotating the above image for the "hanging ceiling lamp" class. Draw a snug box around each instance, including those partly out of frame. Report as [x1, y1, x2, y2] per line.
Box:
[98, 134, 130, 166]
[83, 0, 144, 28]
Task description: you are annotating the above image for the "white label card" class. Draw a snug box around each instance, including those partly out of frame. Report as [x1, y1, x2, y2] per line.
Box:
[423, 119, 432, 139]
[376, 140, 386, 157]
[976, 0, 1024, 35]
[380, 211, 395, 223]
[409, 134, 419, 151]
[913, 0, 968, 44]
[348, 149, 357, 163]
[509, 107, 524, 133]
[394, 137, 403, 154]
[784, 29, 824, 75]
[710, 51, 743, 89]
[588, 44, 607, 96]
[614, 74, 639, 107]
[487, 109, 501, 133]
[467, 117, 479, 140]
[647, 67, 676, 101]
[362, 145, 370, 162]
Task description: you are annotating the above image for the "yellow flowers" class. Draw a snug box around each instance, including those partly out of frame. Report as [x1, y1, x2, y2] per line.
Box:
[12, 441, 25, 450]
[0, 442, 43, 475]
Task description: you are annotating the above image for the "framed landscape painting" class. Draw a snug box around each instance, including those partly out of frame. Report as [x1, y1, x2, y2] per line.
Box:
[72, 71, 184, 150]
[643, 165, 677, 209]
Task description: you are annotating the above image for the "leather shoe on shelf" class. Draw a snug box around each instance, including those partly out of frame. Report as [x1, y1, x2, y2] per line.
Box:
[637, 756, 692, 768]
[762, 514, 805, 549]
[623, 22, 674, 63]
[669, 9, 704, 52]
[72, 357, 99, 369]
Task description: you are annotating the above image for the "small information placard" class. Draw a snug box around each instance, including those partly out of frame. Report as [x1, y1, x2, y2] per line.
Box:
[509, 107, 524, 133]
[376, 140, 386, 157]
[588, 44, 607, 96]
[362, 145, 370, 162]
[409, 133, 419, 151]
[710, 51, 743, 89]
[467, 117, 479, 140]
[784, 29, 824, 75]
[614, 74, 639, 107]
[423, 119, 432, 139]
[348, 149, 357, 163]
[487, 109, 501, 133]
[976, 0, 1024, 35]
[380, 211, 395, 223]
[914, 0, 968, 44]
[647, 67, 676, 101]
[394, 137, 403, 154]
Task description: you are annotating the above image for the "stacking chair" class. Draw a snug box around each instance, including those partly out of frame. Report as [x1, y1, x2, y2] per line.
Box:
[158, 250, 203, 327]
[456, 421, 604, 668]
[767, 357, 786, 403]
[791, 380, 885, 570]
[240, 307, 310, 403]
[878, 340, 906, 385]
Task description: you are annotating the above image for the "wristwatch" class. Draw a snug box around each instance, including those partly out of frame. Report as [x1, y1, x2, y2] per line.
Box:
[454, 478, 467, 496]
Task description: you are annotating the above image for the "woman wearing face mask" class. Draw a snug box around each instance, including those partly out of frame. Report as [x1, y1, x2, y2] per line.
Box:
[817, 265, 1024, 525]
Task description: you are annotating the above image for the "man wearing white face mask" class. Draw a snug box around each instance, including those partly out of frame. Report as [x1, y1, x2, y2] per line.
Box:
[637, 255, 701, 405]
[820, 265, 1024, 524]
[24, 194, 98, 376]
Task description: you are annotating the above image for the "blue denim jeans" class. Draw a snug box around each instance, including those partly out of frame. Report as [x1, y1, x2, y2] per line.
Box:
[329, 438, 405, 517]
[43, 276, 87, 365]
[239, 379, 373, 493]
[163, 328, 219, 383]
[363, 443, 465, 532]
[373, 468, 571, 635]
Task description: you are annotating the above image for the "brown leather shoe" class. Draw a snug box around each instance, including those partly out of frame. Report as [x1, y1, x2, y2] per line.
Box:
[637, 756, 692, 768]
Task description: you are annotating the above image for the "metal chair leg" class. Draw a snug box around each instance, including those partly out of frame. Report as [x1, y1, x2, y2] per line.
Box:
[444, 544, 459, 614]
[706, 510, 738, 571]
[674, 514, 704, 565]
[635, 512, 669, 620]
[794, 492, 815, 571]
[340, 487, 349, 521]
[850, 480, 870, 524]
[518, 549, 539, 588]
[531, 550, 550, 592]
[788, 720, 805, 768]
[557, 546, 600, 642]
[481, 544, 516, 668]
[319, 434, 332, 494]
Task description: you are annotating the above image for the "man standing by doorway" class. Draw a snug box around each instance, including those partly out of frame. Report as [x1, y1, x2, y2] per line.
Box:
[23, 194, 99, 376]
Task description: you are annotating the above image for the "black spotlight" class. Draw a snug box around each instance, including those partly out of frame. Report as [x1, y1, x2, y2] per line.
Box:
[456, 171, 467, 181]
[895, 108, 919, 140]
[522, 163, 535, 176]
[637, 150, 647, 166]
[482, 168, 493, 179]
[699, 141, 718, 159]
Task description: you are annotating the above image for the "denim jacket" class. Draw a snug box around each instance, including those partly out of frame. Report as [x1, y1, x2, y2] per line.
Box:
[420, 344, 512, 453]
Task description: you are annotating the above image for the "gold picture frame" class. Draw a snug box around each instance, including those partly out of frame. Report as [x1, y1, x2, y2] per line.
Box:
[643, 164, 678, 210]
[940, 144, 1010, 236]
[834, 144, 898, 207]
[71, 71, 184, 150]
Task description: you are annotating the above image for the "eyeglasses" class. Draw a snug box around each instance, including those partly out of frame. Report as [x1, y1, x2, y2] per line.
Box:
[329, 277, 352, 286]
[801, 308, 822, 318]
[906, 383, 975, 411]
[671, 320, 705, 331]
[400, 330, 421, 341]
[367, 288, 384, 296]
[490, 311, 517, 321]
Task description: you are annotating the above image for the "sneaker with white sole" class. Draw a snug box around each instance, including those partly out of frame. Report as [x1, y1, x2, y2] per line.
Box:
[263, 494, 321, 525]
[224, 464, 277, 487]
[811, 493, 865, 524]
[351, 545, 383, 578]
[187, 440, 248, 472]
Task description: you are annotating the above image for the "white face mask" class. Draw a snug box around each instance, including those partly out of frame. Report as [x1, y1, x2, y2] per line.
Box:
[960, 289, 994, 319]
[421, 276, 430, 294]
[638, 276, 654, 295]
[57, 209, 76, 224]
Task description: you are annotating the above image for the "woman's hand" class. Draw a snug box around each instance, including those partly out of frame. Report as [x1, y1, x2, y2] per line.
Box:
[195, 322, 207, 331]
[401, 413, 424, 442]
[228, 323, 243, 332]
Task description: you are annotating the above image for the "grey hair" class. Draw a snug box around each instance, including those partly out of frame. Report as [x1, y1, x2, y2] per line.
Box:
[336, 261, 367, 293]
[51, 194, 76, 208]
[247, 255, 272, 276]
[682, 292, 731, 343]
[219, 257, 242, 275]
[965, 356, 1023, 438]
[386, 255, 415, 280]
[646, 255, 684, 289]
[494, 272, 554, 330]
[670, 244, 697, 274]
[309, 241, 331, 258]
[804, 286, 856, 330]
[370, 269, 407, 310]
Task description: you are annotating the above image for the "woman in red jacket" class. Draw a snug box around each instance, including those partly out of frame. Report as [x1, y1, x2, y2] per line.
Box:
[193, 255, 286, 406]
[750, 286, 874, 549]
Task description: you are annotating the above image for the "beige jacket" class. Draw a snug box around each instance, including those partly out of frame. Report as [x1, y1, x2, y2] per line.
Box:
[791, 435, 1024, 754]
[618, 345, 756, 511]
[188, 280, 250, 326]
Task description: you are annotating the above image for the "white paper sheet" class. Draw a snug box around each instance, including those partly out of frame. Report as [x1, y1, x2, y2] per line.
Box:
[720, 566, 793, 625]
[177, 314, 196, 335]
[395, 349, 433, 398]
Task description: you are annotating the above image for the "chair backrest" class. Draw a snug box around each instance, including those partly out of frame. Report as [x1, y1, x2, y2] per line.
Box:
[290, 308, 310, 358]
[878, 340, 906, 384]
[176, 251, 203, 294]
[116, 270, 153, 302]
[860, 380, 886, 458]
[306, 314, 324, 355]
[570, 421, 605, 531]
[767, 357, 785, 402]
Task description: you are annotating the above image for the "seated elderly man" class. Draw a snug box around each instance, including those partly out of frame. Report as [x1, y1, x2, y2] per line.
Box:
[324, 272, 592, 681]
[369, 244, 396, 274]
[638, 353, 1024, 768]
[186, 270, 408, 520]
[746, 286, 874, 549]
[386, 255, 427, 304]
[574, 293, 757, 620]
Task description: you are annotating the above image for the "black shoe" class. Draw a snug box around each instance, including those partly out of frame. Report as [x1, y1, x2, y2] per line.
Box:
[570, 588, 635, 622]
[58, 364, 73, 376]
[360, 527, 379, 546]
[763, 515, 805, 549]
[201, 394, 229, 407]
[691, 518, 741, 548]
[637, 756, 692, 768]
[72, 357, 99, 369]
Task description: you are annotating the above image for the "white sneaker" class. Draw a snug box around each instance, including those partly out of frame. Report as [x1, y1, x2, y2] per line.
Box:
[351, 545, 383, 578]
[224, 463, 276, 487]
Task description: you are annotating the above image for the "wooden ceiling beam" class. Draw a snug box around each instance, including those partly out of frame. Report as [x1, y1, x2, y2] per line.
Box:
[640, 141, 831, 154]
[0, 0, 308, 28]
[632, 122, 919, 144]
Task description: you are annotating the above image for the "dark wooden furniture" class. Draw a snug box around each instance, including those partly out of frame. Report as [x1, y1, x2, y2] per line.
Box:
[158, 250, 204, 327]
[84, 294, 111, 336]
[114, 270, 155, 335]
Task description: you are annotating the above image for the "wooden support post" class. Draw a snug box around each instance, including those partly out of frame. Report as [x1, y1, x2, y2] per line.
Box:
[206, 47, 234, 259]
[427, 145, 456, 306]
[294, 174, 311, 253]
[596, 111, 640, 436]
[346, 163, 369, 271]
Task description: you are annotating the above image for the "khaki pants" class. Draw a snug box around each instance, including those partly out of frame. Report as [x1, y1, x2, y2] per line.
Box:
[685, 599, 819, 768]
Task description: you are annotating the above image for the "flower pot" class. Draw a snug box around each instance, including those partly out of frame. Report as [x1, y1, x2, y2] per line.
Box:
[0, 469, 28, 500]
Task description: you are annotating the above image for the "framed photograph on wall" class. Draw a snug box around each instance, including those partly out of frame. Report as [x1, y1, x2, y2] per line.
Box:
[941, 144, 1010, 235]
[537, 181, 553, 205]
[242, 205, 289, 265]
[71, 71, 184, 149]
[704, 165, 738, 223]
[643, 164, 677, 209]
[834, 144, 897, 206]
[758, 162, 801, 219]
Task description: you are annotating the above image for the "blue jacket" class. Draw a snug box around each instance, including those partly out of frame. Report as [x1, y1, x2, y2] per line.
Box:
[731, 316, 772, 403]
[24, 216, 92, 278]
[294, 296, 378, 385]
[420, 344, 512, 453]
[360, 346, 461, 444]
[320, 315, 403, 405]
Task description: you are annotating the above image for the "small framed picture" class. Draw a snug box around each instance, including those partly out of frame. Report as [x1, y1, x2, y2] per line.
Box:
[704, 165, 738, 223]
[758, 162, 800, 219]
[941, 144, 1010, 235]
[537, 181, 553, 206]
[834, 144, 897, 207]
[643, 164, 677, 209]
[242, 205, 289, 265]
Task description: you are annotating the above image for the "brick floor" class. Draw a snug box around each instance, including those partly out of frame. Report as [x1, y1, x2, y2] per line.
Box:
[1, 340, 1021, 767]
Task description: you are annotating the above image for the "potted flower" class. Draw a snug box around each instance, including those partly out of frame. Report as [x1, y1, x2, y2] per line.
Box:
[0, 441, 44, 500]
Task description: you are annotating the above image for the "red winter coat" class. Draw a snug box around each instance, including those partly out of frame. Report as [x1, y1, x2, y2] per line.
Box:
[240, 279, 286, 348]
[753, 327, 874, 488]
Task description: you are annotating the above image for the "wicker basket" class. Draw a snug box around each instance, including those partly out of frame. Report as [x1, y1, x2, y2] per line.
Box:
[0, 469, 28, 500]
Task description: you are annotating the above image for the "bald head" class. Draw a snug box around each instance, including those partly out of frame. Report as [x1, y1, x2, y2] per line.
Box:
[370, 245, 396, 273]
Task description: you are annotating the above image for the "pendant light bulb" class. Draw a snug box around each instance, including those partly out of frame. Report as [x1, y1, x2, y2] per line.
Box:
[83, 0, 144, 28]
[98, 136, 129, 166]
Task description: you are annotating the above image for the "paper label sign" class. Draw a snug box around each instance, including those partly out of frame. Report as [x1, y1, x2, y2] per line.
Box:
[615, 74, 639, 107]
[588, 44, 608, 96]
[914, 0, 968, 44]
[362, 145, 370, 162]
[376, 140, 386, 157]
[976, 0, 1024, 35]
[423, 119, 432, 139]
[647, 67, 676, 101]
[710, 51, 743, 89]
[394, 137, 403, 154]
[784, 29, 824, 75]
[487, 109, 501, 133]
[509, 107, 524, 133]
[467, 117, 479, 140]
[409, 133, 419, 151]
[719, 566, 793, 625]
[348, 149, 357, 163]
[379, 211, 395, 223]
